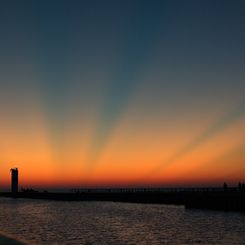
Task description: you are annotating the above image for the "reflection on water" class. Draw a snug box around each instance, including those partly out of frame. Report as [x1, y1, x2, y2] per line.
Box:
[0, 197, 244, 244]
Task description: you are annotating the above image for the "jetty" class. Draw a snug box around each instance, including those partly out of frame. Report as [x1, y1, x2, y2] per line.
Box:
[1, 187, 244, 212]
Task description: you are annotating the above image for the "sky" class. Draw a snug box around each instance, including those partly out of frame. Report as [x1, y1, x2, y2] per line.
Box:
[0, 0, 245, 190]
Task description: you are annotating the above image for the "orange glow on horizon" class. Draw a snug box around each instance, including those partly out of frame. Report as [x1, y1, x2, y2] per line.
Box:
[0, 87, 244, 190]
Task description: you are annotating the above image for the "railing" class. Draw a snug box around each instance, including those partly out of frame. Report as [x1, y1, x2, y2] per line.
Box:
[70, 187, 239, 194]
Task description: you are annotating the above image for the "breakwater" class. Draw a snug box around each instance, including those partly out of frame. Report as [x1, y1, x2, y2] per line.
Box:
[1, 188, 244, 212]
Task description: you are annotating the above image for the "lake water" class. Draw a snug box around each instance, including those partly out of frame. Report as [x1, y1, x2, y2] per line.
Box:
[0, 197, 244, 244]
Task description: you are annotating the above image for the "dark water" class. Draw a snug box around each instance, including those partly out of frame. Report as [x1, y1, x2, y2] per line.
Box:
[0, 198, 244, 245]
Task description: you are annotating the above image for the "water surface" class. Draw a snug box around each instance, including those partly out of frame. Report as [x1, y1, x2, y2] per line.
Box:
[0, 197, 244, 244]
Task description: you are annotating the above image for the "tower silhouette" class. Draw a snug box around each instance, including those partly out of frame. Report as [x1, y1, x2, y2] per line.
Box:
[10, 168, 18, 193]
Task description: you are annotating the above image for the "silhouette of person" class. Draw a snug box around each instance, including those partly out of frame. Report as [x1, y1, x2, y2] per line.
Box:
[223, 182, 228, 191]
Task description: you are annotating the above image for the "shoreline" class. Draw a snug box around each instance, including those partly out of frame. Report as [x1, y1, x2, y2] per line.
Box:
[0, 231, 28, 245]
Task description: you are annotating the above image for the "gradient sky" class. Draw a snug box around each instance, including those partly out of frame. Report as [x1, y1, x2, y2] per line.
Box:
[0, 0, 245, 189]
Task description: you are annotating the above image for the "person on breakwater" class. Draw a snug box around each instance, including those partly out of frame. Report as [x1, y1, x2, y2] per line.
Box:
[238, 182, 245, 192]
[223, 182, 228, 191]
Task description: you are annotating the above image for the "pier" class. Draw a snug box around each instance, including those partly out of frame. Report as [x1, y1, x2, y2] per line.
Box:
[1, 187, 244, 212]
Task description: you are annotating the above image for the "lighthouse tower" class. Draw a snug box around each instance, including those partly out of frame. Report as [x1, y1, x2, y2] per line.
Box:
[10, 168, 18, 193]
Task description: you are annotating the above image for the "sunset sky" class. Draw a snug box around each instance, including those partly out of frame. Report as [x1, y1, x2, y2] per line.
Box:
[0, 0, 245, 190]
